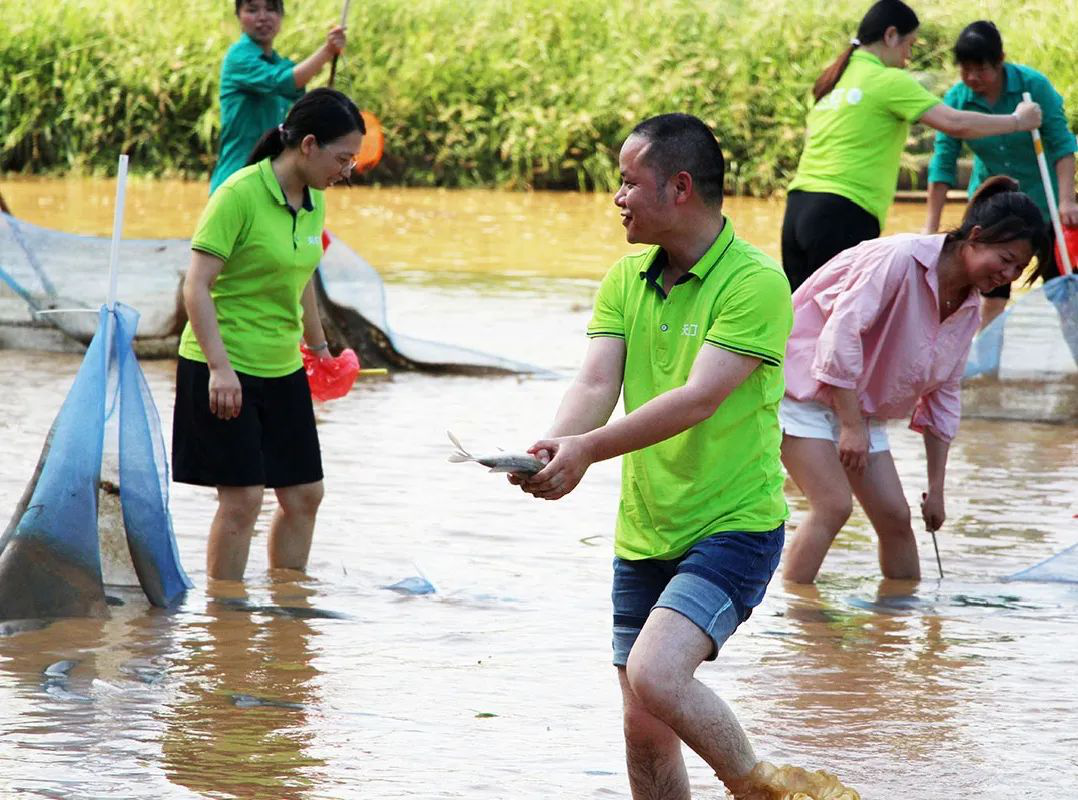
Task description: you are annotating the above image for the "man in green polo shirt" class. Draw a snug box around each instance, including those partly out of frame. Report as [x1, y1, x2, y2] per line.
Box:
[209, 0, 347, 193]
[514, 114, 793, 799]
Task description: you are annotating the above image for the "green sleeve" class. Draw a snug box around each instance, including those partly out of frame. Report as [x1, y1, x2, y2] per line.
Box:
[1027, 72, 1077, 165]
[191, 186, 247, 262]
[704, 267, 792, 366]
[882, 69, 940, 122]
[927, 84, 964, 185]
[587, 262, 626, 339]
[222, 47, 299, 98]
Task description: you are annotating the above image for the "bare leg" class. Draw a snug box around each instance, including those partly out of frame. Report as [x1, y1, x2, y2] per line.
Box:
[208, 485, 263, 580]
[625, 608, 758, 798]
[780, 435, 853, 584]
[268, 481, 324, 572]
[979, 295, 1007, 331]
[618, 667, 690, 800]
[847, 452, 919, 580]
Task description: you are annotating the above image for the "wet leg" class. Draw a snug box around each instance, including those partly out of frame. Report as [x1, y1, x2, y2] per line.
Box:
[618, 666, 690, 800]
[848, 452, 919, 580]
[626, 608, 758, 798]
[208, 485, 263, 580]
[269, 481, 324, 571]
[781, 435, 853, 583]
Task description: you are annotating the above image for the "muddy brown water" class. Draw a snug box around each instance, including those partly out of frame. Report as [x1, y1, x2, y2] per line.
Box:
[0, 178, 1075, 798]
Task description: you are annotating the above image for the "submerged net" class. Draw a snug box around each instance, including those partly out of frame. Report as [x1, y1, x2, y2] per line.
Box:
[0, 213, 548, 374]
[1006, 542, 1078, 584]
[0, 304, 191, 619]
[961, 275, 1078, 423]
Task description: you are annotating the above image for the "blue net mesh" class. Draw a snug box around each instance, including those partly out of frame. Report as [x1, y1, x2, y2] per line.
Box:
[964, 275, 1078, 380]
[1, 212, 549, 373]
[1006, 542, 1078, 584]
[0, 304, 190, 619]
[961, 275, 1078, 423]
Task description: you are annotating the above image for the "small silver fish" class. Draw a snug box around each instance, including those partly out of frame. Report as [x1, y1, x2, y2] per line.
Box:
[447, 431, 543, 475]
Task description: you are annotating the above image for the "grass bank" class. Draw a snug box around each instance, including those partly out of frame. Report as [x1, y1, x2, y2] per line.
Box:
[1, 0, 1075, 193]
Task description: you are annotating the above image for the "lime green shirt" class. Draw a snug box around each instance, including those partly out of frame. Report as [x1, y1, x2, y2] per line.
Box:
[179, 158, 325, 378]
[588, 220, 793, 560]
[789, 50, 940, 227]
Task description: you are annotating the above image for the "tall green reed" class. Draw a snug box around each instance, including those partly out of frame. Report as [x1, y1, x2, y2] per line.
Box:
[1, 0, 1075, 193]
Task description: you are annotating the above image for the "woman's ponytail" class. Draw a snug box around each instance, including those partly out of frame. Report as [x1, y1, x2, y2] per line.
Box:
[812, 0, 920, 103]
[246, 124, 291, 167]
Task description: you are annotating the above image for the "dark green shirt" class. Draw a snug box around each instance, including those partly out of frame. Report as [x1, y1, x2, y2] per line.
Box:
[209, 34, 304, 194]
[928, 63, 1076, 220]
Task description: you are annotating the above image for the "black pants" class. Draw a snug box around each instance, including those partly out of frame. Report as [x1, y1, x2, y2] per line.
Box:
[781, 190, 881, 293]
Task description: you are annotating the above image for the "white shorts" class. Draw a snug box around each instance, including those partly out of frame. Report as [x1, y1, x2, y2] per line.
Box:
[779, 396, 890, 453]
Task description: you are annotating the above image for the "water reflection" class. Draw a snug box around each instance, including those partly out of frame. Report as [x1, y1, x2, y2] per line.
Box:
[162, 577, 326, 799]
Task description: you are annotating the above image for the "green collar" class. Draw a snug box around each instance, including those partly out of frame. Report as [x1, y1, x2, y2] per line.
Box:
[639, 216, 736, 286]
[239, 33, 280, 63]
[850, 49, 885, 69]
[257, 158, 313, 212]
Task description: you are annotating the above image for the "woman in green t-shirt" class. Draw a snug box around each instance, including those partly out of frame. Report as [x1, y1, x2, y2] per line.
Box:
[174, 88, 365, 581]
[781, 0, 1042, 292]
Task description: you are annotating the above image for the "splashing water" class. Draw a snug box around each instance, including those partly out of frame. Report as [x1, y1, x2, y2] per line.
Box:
[732, 761, 861, 800]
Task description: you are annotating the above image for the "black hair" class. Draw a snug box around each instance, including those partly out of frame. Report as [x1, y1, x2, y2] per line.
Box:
[953, 20, 1004, 66]
[235, 0, 284, 15]
[246, 88, 365, 166]
[628, 113, 725, 206]
[813, 0, 920, 102]
[946, 175, 1049, 280]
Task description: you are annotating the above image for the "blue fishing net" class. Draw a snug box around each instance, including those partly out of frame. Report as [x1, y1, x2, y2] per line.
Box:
[964, 275, 1078, 379]
[0, 304, 190, 618]
[1, 212, 548, 373]
[1006, 542, 1078, 584]
[961, 275, 1078, 423]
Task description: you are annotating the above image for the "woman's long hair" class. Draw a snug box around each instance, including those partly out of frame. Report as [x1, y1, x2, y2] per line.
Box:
[245, 87, 365, 167]
[812, 0, 920, 102]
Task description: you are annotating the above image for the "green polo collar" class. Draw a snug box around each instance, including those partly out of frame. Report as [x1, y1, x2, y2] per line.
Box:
[850, 49, 885, 69]
[256, 158, 313, 212]
[639, 217, 736, 294]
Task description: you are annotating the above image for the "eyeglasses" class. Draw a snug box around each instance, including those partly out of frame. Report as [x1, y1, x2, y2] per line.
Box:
[320, 144, 356, 171]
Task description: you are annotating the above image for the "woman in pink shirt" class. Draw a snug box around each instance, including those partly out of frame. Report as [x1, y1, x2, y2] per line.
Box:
[780, 177, 1046, 583]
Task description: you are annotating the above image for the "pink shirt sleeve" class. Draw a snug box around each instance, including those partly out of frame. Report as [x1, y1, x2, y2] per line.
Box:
[809, 246, 908, 390]
[909, 340, 969, 442]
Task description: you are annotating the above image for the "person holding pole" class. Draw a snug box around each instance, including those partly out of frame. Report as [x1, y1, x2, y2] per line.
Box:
[781, 0, 1043, 293]
[174, 88, 365, 581]
[923, 20, 1077, 327]
[209, 0, 347, 194]
[780, 177, 1047, 584]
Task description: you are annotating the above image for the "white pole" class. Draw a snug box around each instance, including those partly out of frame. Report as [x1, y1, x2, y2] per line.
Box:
[1023, 91, 1072, 277]
[339, 0, 352, 26]
[104, 154, 129, 366]
[107, 155, 129, 310]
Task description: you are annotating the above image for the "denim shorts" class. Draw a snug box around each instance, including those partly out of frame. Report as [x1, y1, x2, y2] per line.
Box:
[611, 526, 784, 667]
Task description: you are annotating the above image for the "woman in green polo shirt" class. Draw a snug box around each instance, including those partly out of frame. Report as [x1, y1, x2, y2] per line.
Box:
[923, 20, 1077, 327]
[209, 0, 347, 194]
[174, 88, 365, 581]
[781, 0, 1042, 292]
